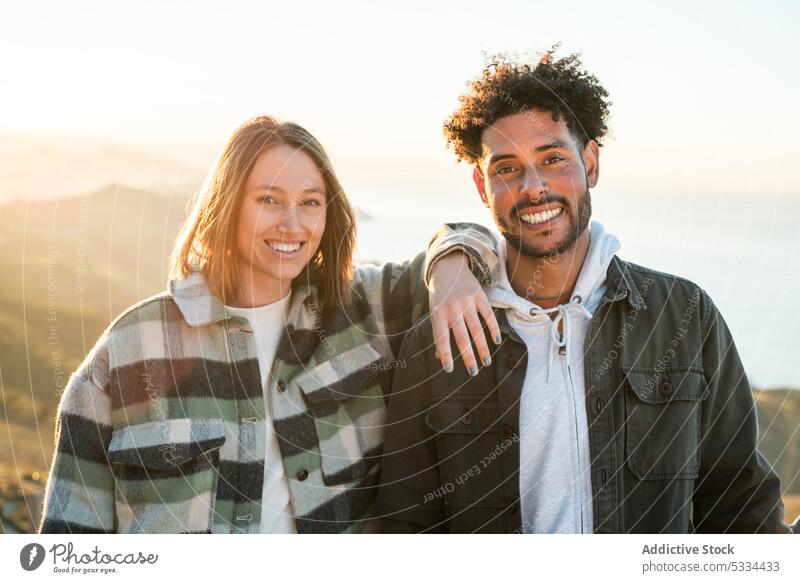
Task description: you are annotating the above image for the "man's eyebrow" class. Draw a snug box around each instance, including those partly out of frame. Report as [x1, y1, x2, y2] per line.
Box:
[485, 140, 570, 165]
[534, 140, 569, 152]
[486, 153, 517, 166]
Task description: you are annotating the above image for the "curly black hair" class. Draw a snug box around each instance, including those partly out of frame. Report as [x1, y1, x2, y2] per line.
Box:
[444, 47, 611, 165]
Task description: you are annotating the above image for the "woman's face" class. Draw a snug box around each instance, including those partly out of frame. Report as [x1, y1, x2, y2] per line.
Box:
[235, 144, 327, 297]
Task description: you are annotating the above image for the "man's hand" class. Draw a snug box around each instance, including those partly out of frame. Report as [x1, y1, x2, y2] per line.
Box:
[428, 252, 501, 375]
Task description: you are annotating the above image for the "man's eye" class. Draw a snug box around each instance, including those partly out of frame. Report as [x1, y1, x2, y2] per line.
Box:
[495, 166, 517, 175]
[544, 155, 565, 165]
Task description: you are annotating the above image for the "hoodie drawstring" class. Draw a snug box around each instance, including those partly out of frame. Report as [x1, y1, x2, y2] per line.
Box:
[530, 302, 593, 381]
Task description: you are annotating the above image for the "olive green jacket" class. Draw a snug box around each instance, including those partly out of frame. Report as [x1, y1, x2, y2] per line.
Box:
[378, 255, 792, 533]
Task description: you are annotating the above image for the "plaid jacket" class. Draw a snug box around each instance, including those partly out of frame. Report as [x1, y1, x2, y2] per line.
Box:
[38, 223, 498, 534]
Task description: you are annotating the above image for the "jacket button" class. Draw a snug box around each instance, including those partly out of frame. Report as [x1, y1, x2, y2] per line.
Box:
[296, 468, 309, 481]
[277, 380, 287, 392]
[506, 356, 519, 369]
[502, 423, 515, 439]
[658, 381, 674, 396]
[461, 412, 474, 426]
[594, 397, 605, 415]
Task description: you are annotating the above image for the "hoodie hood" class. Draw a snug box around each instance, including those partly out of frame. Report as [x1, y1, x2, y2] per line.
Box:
[487, 220, 621, 315]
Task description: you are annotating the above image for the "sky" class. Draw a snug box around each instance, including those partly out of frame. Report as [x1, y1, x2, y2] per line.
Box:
[2, 0, 799, 198]
[2, 0, 800, 387]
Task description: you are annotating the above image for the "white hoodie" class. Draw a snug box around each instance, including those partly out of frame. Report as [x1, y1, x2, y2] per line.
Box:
[486, 220, 621, 533]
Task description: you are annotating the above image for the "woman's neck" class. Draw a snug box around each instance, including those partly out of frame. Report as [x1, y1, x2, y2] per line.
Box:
[229, 272, 291, 308]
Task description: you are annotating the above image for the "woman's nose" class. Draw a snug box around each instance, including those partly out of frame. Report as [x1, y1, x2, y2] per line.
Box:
[276, 205, 301, 232]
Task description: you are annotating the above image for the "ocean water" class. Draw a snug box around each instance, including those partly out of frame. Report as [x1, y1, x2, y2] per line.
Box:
[352, 187, 800, 389]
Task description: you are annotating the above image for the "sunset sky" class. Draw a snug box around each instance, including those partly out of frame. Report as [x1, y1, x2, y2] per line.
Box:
[2, 0, 799, 198]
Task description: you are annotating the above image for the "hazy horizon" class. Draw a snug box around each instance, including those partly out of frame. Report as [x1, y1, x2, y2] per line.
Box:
[3, 0, 800, 201]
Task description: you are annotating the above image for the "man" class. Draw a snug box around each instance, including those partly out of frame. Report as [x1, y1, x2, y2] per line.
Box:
[377, 49, 793, 533]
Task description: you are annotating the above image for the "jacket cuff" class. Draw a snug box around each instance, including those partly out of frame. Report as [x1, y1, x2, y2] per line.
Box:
[424, 223, 500, 288]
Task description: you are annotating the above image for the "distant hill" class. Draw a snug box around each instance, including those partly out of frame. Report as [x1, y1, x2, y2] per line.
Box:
[0, 133, 206, 204]
[754, 389, 800, 495]
[0, 184, 190, 431]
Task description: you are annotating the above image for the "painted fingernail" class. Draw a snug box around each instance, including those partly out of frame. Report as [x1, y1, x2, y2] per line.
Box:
[444, 361, 454, 373]
[483, 356, 492, 366]
[495, 334, 502, 344]
[469, 366, 478, 376]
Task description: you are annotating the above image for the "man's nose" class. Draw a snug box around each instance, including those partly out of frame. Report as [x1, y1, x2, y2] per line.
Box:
[520, 167, 548, 201]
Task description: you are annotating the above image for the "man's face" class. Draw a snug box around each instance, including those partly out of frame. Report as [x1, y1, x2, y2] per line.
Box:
[473, 109, 599, 259]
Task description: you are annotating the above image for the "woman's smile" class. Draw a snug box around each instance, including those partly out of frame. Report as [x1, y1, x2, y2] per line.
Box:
[264, 239, 306, 258]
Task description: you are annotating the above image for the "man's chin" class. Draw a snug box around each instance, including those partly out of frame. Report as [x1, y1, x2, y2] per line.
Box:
[505, 232, 577, 260]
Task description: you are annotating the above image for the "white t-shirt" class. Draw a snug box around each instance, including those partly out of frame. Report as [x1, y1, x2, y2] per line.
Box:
[226, 292, 296, 533]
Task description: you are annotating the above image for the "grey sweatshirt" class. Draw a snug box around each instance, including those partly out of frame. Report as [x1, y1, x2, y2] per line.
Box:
[486, 220, 621, 533]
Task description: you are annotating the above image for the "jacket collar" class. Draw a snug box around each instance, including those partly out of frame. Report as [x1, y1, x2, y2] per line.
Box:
[169, 270, 316, 328]
[604, 256, 647, 310]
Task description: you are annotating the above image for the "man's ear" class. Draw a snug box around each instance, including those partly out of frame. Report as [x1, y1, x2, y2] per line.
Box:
[582, 140, 600, 188]
[472, 166, 490, 207]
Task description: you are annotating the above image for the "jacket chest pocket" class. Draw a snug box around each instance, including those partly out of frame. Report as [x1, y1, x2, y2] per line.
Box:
[108, 419, 226, 533]
[296, 344, 389, 486]
[425, 399, 506, 506]
[623, 367, 709, 480]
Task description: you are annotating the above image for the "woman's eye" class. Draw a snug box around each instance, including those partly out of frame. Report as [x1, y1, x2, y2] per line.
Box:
[303, 199, 321, 207]
[258, 195, 278, 205]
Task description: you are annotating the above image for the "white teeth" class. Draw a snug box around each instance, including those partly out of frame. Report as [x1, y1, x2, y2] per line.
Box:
[520, 207, 562, 224]
[269, 242, 301, 252]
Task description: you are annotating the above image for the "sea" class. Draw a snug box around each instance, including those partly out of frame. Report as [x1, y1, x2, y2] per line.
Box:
[351, 186, 800, 390]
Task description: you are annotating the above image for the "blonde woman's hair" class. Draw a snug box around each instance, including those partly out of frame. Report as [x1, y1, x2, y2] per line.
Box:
[169, 115, 356, 307]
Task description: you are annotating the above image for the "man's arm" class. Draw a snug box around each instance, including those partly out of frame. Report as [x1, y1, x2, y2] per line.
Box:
[377, 325, 448, 533]
[693, 294, 790, 533]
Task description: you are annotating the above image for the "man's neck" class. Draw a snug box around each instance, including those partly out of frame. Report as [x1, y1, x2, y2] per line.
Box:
[506, 230, 591, 310]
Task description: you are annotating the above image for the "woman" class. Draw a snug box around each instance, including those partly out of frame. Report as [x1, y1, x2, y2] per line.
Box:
[39, 115, 501, 534]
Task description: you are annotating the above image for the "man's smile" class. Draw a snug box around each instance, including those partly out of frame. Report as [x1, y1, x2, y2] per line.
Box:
[519, 206, 563, 225]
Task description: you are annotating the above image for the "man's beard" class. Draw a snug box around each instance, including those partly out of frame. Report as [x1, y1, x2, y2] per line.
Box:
[494, 187, 592, 259]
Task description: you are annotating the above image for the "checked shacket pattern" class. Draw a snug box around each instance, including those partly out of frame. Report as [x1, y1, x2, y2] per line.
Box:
[38, 223, 498, 534]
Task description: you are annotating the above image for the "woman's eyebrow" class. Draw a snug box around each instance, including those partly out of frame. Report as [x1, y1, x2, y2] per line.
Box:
[250, 185, 324, 194]
[250, 184, 283, 193]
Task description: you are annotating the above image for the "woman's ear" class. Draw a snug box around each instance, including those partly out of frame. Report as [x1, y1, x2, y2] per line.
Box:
[582, 140, 600, 188]
[472, 166, 490, 207]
